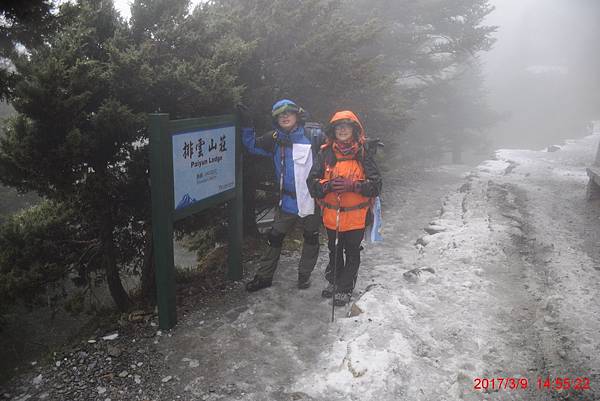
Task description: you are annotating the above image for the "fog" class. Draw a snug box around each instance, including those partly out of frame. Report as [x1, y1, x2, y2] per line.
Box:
[483, 0, 600, 149]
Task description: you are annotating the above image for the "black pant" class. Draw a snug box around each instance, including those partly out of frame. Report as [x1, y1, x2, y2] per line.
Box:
[325, 228, 364, 293]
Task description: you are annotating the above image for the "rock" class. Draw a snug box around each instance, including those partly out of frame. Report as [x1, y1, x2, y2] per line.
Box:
[118, 370, 128, 378]
[97, 386, 107, 394]
[161, 376, 172, 383]
[107, 345, 121, 358]
[424, 224, 447, 234]
[32, 374, 43, 385]
[102, 333, 119, 341]
[348, 303, 363, 317]
[134, 375, 141, 384]
[128, 310, 151, 322]
[416, 235, 431, 246]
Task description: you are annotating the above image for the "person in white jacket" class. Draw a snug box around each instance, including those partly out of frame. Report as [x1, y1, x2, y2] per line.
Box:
[241, 99, 323, 292]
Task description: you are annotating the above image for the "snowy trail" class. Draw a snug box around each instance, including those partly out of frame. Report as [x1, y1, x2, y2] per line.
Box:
[160, 134, 600, 401]
[159, 165, 472, 401]
[293, 135, 600, 401]
[6, 137, 600, 401]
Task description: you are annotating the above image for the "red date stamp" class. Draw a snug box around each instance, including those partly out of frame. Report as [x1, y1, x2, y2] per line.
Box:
[473, 377, 529, 391]
[473, 376, 591, 391]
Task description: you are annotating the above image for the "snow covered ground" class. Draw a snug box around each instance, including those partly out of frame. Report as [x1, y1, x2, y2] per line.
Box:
[10, 134, 599, 401]
[292, 134, 600, 401]
[153, 133, 599, 401]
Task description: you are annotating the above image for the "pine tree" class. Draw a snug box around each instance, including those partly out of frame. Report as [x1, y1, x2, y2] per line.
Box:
[214, 0, 395, 130]
[410, 62, 500, 163]
[0, 0, 250, 311]
[349, 0, 497, 160]
[0, 0, 57, 100]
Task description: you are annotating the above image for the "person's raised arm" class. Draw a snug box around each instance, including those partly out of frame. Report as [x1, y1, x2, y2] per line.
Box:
[242, 128, 275, 157]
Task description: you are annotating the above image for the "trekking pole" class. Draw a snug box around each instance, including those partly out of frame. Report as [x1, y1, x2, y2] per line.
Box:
[331, 193, 341, 323]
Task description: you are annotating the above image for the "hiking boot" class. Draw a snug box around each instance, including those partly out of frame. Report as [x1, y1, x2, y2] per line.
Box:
[321, 283, 334, 298]
[245, 275, 272, 292]
[297, 273, 311, 289]
[333, 291, 351, 306]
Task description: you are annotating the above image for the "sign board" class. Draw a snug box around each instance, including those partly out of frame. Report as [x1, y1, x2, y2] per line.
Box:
[172, 125, 236, 210]
[149, 114, 243, 330]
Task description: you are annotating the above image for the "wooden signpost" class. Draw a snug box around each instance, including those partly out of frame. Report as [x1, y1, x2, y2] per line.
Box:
[149, 113, 243, 329]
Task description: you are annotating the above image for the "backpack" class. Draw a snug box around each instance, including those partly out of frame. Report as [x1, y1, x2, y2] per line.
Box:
[303, 121, 325, 159]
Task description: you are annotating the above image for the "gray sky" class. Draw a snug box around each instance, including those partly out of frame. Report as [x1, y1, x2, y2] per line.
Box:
[113, 0, 132, 19]
[482, 0, 599, 148]
[113, 0, 203, 20]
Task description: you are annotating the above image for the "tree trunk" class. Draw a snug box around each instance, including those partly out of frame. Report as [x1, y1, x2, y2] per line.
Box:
[141, 229, 156, 306]
[101, 219, 132, 312]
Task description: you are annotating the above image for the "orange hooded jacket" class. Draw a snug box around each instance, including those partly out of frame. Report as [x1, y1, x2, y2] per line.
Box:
[319, 111, 371, 232]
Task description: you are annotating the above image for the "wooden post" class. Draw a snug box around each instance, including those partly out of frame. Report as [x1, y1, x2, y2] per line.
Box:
[149, 113, 177, 329]
[148, 113, 242, 328]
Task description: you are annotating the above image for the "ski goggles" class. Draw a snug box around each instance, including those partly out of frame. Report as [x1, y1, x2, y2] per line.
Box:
[272, 104, 300, 118]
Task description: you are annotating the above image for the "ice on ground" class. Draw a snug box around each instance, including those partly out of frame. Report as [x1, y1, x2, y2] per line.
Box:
[293, 133, 600, 400]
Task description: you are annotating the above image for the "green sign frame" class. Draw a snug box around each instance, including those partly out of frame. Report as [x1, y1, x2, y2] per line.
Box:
[149, 113, 243, 329]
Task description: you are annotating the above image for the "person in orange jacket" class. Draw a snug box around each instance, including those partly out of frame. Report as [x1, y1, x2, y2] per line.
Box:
[306, 111, 382, 306]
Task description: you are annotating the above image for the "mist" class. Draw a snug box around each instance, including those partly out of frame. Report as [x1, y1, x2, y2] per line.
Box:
[483, 0, 600, 149]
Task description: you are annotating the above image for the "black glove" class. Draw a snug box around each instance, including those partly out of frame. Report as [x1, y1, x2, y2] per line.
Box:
[321, 180, 334, 194]
[331, 177, 358, 193]
[274, 132, 292, 146]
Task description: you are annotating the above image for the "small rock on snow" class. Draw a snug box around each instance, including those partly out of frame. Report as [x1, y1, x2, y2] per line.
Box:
[416, 235, 432, 246]
[32, 374, 43, 385]
[102, 333, 119, 341]
[424, 224, 447, 234]
[348, 303, 363, 317]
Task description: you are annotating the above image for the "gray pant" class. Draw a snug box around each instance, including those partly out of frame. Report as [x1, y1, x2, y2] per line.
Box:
[255, 209, 321, 280]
